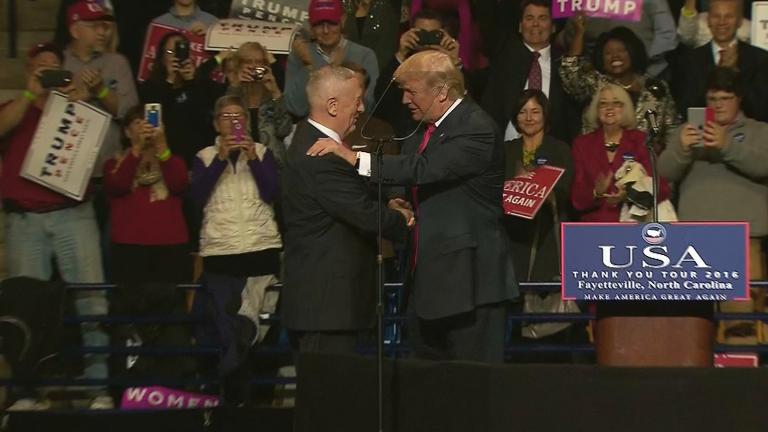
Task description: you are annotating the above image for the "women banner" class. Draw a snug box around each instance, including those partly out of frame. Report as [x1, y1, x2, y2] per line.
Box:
[21, 92, 111, 201]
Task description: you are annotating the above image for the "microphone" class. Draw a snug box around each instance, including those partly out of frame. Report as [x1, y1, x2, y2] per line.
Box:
[645, 78, 666, 99]
[645, 109, 660, 136]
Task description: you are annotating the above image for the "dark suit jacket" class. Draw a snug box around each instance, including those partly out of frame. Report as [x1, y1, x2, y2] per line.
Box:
[482, 37, 581, 145]
[673, 41, 768, 122]
[504, 136, 572, 282]
[372, 98, 519, 320]
[281, 121, 407, 331]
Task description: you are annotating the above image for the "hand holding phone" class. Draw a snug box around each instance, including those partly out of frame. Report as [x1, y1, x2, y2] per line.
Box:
[39, 70, 73, 89]
[232, 118, 244, 143]
[144, 103, 162, 128]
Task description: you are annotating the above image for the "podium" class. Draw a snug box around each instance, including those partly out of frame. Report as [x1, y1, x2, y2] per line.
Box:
[562, 222, 749, 367]
[595, 316, 715, 366]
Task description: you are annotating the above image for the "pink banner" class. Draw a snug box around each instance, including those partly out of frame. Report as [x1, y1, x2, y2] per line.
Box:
[552, 0, 643, 22]
[121, 387, 220, 410]
[137, 23, 210, 82]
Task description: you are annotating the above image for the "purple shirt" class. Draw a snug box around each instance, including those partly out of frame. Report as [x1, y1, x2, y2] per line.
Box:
[190, 149, 278, 209]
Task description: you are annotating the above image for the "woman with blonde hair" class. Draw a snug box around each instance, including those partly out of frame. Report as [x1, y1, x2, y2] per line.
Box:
[570, 83, 670, 222]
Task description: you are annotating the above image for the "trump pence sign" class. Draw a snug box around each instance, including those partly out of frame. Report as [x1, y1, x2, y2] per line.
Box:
[561, 222, 749, 301]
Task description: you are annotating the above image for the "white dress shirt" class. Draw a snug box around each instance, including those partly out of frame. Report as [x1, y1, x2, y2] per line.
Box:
[504, 44, 552, 141]
[357, 98, 464, 176]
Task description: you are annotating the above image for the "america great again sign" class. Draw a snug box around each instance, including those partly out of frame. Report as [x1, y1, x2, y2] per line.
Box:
[561, 222, 749, 301]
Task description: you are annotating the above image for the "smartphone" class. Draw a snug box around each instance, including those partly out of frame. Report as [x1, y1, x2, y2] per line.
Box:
[687, 107, 715, 130]
[417, 29, 444, 46]
[144, 103, 162, 128]
[174, 39, 190, 62]
[232, 119, 244, 143]
[39, 70, 73, 88]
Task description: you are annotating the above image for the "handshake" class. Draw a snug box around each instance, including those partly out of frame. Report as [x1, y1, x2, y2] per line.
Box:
[388, 198, 416, 228]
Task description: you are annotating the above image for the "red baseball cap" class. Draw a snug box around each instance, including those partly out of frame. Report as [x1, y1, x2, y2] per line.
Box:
[27, 42, 64, 62]
[67, 0, 114, 27]
[308, 0, 344, 25]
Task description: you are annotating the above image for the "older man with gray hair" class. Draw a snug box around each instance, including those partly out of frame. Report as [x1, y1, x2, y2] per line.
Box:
[308, 51, 519, 363]
[281, 65, 411, 354]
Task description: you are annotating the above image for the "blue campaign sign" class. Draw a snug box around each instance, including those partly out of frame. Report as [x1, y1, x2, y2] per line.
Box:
[561, 223, 750, 301]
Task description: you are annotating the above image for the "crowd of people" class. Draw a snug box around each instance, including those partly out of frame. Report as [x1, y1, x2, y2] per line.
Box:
[1, 0, 768, 408]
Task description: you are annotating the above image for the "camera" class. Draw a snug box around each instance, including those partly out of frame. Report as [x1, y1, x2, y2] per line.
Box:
[251, 67, 267, 81]
[39, 70, 73, 88]
[174, 39, 190, 61]
[416, 29, 444, 46]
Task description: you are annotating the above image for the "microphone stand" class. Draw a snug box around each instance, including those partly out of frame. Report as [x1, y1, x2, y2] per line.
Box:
[373, 136, 387, 432]
[645, 129, 660, 223]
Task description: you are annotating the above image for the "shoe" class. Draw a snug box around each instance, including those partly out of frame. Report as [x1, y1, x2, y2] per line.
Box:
[89, 395, 114, 410]
[7, 398, 51, 411]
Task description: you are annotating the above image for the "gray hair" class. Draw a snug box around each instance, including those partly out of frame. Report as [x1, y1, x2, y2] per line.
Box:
[213, 95, 252, 133]
[306, 65, 360, 111]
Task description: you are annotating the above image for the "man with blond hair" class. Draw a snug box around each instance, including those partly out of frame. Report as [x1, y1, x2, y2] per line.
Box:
[307, 51, 518, 362]
[281, 65, 410, 354]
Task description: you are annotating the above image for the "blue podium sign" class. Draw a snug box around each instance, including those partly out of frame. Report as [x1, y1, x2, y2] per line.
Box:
[561, 223, 750, 301]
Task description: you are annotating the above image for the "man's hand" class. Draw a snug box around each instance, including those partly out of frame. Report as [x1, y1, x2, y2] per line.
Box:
[307, 137, 357, 166]
[679, 123, 702, 151]
[396, 29, 419, 61]
[389, 198, 415, 227]
[79, 67, 104, 95]
[604, 186, 627, 206]
[720, 44, 738, 68]
[27, 67, 50, 99]
[436, 32, 460, 64]
[189, 21, 208, 37]
[702, 121, 728, 150]
[291, 36, 314, 68]
[177, 59, 195, 82]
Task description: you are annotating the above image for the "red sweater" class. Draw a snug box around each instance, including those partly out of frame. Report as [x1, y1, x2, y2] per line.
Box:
[571, 128, 670, 222]
[0, 102, 82, 211]
[104, 152, 189, 245]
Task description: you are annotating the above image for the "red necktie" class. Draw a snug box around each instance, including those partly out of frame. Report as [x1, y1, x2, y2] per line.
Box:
[528, 51, 542, 90]
[410, 123, 436, 270]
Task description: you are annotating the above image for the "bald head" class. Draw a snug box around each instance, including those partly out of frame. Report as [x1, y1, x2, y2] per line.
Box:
[307, 65, 365, 138]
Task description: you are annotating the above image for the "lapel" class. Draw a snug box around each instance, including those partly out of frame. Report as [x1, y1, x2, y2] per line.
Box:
[422, 99, 470, 154]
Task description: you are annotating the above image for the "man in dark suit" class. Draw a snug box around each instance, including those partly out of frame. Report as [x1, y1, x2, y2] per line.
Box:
[308, 51, 519, 363]
[281, 65, 411, 354]
[673, 0, 768, 122]
[481, 0, 580, 146]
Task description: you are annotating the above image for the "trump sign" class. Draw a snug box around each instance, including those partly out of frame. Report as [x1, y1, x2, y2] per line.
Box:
[561, 222, 749, 301]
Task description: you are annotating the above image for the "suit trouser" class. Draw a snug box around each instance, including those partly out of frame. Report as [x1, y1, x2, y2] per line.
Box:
[408, 301, 509, 363]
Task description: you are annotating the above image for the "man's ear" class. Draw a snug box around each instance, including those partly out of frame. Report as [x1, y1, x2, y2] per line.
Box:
[327, 97, 338, 117]
[69, 23, 79, 41]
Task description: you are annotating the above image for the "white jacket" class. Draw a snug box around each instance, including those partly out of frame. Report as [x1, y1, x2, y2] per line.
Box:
[197, 141, 282, 257]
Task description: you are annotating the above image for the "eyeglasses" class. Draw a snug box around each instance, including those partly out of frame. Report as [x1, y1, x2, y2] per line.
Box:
[164, 49, 175, 55]
[598, 101, 624, 110]
[77, 21, 112, 31]
[218, 112, 244, 120]
[706, 95, 737, 104]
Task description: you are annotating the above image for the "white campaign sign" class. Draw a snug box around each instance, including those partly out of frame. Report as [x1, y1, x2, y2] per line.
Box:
[751, 2, 768, 51]
[21, 92, 111, 201]
[205, 19, 299, 54]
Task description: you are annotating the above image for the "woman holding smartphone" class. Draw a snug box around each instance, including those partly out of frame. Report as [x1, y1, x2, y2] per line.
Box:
[140, 32, 207, 166]
[190, 95, 281, 405]
[104, 106, 190, 283]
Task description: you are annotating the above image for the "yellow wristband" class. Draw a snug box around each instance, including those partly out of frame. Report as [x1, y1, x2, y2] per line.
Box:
[681, 6, 696, 17]
[157, 148, 172, 162]
[97, 87, 110, 99]
[22, 90, 36, 102]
